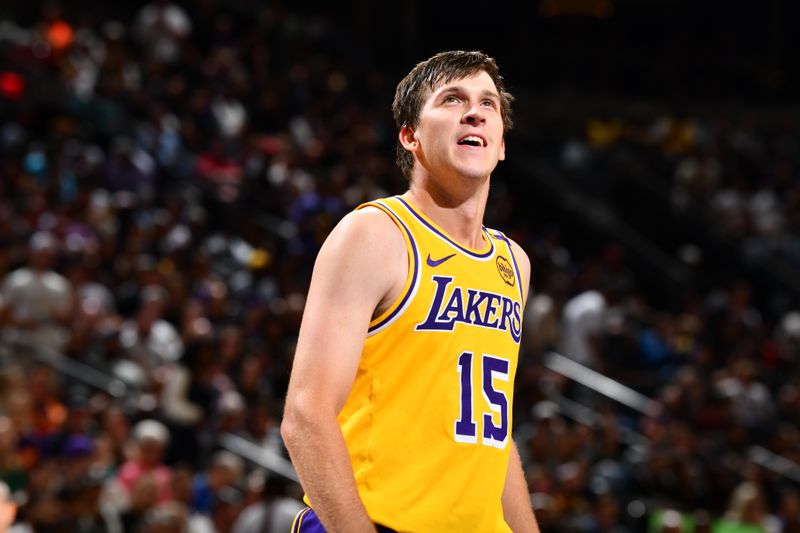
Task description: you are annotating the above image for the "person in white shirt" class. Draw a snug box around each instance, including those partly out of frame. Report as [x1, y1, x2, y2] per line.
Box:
[0, 231, 74, 353]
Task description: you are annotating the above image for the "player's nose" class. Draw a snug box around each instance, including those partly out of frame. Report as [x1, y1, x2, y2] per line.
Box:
[462, 102, 486, 125]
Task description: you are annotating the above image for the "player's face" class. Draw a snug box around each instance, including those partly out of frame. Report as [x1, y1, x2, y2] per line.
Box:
[405, 71, 506, 182]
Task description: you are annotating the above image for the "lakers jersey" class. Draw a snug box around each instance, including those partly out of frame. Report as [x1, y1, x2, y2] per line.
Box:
[334, 195, 524, 532]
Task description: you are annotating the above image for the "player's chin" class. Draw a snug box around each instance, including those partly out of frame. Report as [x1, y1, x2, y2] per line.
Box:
[455, 161, 497, 180]
[458, 169, 493, 181]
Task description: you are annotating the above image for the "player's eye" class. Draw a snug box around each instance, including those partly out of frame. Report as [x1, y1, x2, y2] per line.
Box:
[444, 95, 461, 104]
[481, 99, 497, 109]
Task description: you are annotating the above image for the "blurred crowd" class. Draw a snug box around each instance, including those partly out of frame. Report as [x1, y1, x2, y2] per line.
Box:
[1, 1, 799, 532]
[0, 0, 393, 530]
[513, 101, 800, 531]
[557, 104, 800, 273]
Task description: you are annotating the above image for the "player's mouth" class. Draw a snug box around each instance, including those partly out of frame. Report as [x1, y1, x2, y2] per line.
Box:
[457, 134, 487, 148]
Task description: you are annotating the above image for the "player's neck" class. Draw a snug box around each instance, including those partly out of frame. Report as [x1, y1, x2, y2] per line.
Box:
[404, 175, 490, 250]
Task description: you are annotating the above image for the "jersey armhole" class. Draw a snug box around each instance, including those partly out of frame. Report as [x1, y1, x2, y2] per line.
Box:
[357, 201, 421, 336]
[490, 229, 525, 302]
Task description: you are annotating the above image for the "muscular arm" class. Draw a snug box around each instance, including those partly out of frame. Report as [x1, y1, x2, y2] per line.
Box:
[281, 208, 407, 533]
[503, 240, 540, 532]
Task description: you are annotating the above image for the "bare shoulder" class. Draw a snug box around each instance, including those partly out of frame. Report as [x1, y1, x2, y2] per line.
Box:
[321, 206, 406, 262]
[312, 205, 407, 314]
[336, 205, 404, 238]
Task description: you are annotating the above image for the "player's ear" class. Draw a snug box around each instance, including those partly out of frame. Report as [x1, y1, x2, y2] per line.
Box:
[399, 125, 418, 150]
[499, 137, 506, 161]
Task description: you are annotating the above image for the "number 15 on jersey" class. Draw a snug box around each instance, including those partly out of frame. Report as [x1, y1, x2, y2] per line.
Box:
[455, 352, 510, 449]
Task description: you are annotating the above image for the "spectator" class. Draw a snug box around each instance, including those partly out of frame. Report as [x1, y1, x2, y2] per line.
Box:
[170, 465, 215, 533]
[138, 501, 191, 533]
[721, 481, 780, 533]
[560, 287, 608, 368]
[231, 471, 304, 533]
[0, 481, 17, 532]
[715, 357, 775, 434]
[132, 0, 192, 65]
[116, 284, 183, 389]
[190, 451, 243, 516]
[116, 419, 173, 509]
[0, 416, 25, 495]
[0, 231, 74, 352]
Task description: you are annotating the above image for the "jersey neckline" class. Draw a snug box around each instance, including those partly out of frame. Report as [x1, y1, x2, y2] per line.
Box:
[394, 196, 495, 259]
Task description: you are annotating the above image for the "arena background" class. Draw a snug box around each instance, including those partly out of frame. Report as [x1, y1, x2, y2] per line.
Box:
[1, 0, 799, 531]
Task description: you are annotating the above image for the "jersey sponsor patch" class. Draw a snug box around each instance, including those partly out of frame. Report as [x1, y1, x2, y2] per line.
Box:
[496, 256, 515, 287]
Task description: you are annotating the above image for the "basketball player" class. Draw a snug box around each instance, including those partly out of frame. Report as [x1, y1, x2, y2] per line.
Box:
[282, 50, 539, 532]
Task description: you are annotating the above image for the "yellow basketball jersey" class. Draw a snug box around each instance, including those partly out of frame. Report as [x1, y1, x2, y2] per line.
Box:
[335, 195, 524, 532]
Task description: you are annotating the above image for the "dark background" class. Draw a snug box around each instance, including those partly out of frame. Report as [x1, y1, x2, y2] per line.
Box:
[5, 0, 799, 102]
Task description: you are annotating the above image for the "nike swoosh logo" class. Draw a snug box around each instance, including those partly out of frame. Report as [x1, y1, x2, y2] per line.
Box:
[426, 253, 457, 267]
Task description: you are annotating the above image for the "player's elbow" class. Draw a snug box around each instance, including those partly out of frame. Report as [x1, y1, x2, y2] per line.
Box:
[281, 392, 340, 456]
[281, 395, 314, 454]
[280, 401, 300, 453]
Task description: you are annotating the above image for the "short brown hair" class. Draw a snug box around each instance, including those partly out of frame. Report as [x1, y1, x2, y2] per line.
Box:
[391, 50, 514, 178]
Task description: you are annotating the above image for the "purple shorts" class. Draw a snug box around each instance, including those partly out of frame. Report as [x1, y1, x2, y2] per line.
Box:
[291, 507, 397, 533]
[291, 507, 325, 533]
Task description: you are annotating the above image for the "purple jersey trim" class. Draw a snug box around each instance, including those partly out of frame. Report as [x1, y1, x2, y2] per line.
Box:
[492, 230, 525, 302]
[395, 196, 495, 260]
[366, 200, 421, 335]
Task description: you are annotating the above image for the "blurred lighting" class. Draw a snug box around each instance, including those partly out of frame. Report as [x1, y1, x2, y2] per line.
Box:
[47, 20, 74, 50]
[0, 72, 25, 100]
[627, 500, 646, 518]
[662, 509, 683, 528]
